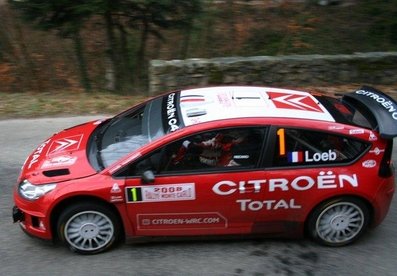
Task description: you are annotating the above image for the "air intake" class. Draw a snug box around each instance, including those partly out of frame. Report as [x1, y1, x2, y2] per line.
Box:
[43, 169, 70, 177]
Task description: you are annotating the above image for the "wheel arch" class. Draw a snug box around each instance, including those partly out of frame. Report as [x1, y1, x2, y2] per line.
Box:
[50, 195, 125, 242]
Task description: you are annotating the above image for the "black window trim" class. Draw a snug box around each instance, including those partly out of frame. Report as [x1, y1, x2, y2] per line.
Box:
[112, 125, 270, 179]
[266, 125, 372, 170]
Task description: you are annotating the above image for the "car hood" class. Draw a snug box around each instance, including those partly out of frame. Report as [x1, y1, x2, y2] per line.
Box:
[20, 120, 102, 184]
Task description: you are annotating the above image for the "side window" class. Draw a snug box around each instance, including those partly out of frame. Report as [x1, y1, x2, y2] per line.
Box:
[274, 127, 369, 167]
[165, 127, 265, 172]
[116, 127, 266, 177]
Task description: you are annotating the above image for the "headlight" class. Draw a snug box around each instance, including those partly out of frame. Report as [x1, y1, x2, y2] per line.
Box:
[18, 180, 57, 201]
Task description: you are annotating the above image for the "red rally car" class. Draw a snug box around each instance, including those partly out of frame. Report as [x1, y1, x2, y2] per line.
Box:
[13, 86, 397, 254]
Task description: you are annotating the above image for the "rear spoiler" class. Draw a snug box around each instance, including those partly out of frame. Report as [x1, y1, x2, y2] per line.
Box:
[342, 86, 397, 139]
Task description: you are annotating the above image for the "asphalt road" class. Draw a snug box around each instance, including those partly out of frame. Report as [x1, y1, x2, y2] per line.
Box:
[1, 116, 397, 276]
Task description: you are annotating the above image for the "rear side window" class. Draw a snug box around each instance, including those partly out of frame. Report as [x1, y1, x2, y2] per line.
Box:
[273, 127, 369, 167]
[316, 95, 376, 129]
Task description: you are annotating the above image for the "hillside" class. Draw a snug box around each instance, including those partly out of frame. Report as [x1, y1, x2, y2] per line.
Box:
[0, 0, 396, 94]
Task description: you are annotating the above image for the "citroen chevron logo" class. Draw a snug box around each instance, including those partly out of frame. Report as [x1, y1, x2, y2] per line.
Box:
[268, 92, 323, 112]
[53, 138, 78, 152]
[47, 135, 83, 155]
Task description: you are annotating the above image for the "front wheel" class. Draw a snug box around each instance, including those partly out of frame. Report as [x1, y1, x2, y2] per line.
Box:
[57, 202, 120, 254]
[307, 197, 370, 246]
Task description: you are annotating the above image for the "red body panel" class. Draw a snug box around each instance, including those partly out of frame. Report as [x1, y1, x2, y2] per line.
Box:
[12, 87, 396, 248]
[20, 120, 100, 184]
[13, 116, 395, 242]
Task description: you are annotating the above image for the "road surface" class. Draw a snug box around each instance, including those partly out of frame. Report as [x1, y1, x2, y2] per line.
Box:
[1, 116, 396, 275]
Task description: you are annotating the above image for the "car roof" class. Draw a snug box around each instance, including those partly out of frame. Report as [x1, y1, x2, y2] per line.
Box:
[179, 86, 335, 127]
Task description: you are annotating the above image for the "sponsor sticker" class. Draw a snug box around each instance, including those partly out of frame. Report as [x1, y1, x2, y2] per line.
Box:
[237, 198, 302, 211]
[126, 183, 195, 203]
[369, 131, 378, 141]
[362, 160, 377, 168]
[370, 147, 385, 156]
[137, 213, 227, 230]
[328, 125, 344, 130]
[217, 92, 232, 107]
[180, 94, 205, 103]
[28, 139, 52, 169]
[163, 93, 181, 133]
[212, 171, 358, 195]
[111, 183, 121, 193]
[349, 129, 365, 135]
[41, 155, 77, 169]
[110, 195, 124, 203]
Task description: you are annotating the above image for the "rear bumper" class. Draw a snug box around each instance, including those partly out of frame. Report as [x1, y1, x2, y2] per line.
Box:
[371, 177, 395, 227]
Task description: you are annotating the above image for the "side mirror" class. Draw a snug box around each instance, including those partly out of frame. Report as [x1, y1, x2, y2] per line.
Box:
[141, 170, 155, 184]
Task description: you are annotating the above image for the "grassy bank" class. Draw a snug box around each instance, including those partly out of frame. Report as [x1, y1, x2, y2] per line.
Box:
[1, 84, 396, 119]
[0, 91, 146, 119]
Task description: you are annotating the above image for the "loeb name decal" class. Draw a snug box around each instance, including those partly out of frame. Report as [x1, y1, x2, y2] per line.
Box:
[126, 183, 195, 203]
[288, 150, 337, 163]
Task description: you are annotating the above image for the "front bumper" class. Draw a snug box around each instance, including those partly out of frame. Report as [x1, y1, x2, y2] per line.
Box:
[12, 204, 52, 240]
[12, 206, 24, 223]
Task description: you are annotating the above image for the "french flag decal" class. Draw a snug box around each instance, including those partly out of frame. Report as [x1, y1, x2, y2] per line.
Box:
[288, 151, 303, 163]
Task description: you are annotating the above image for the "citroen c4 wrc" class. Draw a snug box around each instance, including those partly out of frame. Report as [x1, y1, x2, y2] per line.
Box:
[13, 86, 396, 254]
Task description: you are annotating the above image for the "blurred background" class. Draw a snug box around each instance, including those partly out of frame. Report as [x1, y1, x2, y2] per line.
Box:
[1, 0, 397, 116]
[1, 2, 397, 275]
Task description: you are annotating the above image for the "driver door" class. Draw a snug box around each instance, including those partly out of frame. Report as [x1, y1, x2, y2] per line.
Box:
[119, 127, 267, 237]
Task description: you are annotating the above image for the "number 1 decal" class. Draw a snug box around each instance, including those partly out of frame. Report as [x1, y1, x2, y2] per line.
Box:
[131, 187, 138, 201]
[277, 128, 286, 156]
[126, 187, 143, 202]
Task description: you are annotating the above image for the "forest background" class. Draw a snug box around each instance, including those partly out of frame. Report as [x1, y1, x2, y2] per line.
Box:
[1, 0, 397, 118]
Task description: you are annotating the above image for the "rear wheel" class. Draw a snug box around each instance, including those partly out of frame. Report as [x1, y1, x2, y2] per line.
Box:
[57, 202, 120, 254]
[308, 197, 370, 246]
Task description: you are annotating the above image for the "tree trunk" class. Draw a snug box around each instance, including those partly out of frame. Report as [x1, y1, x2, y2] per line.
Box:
[72, 30, 91, 92]
[179, 17, 193, 59]
[225, 0, 237, 55]
[135, 19, 149, 90]
[13, 21, 41, 91]
[104, 9, 120, 92]
[117, 23, 132, 91]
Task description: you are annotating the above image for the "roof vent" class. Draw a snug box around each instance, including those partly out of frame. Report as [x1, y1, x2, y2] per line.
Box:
[232, 91, 262, 107]
[186, 108, 207, 117]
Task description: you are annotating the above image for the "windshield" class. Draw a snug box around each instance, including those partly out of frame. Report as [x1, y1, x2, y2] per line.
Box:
[93, 96, 170, 169]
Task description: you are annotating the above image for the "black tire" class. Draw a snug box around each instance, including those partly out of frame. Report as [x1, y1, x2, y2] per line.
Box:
[57, 202, 121, 254]
[307, 197, 370, 246]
